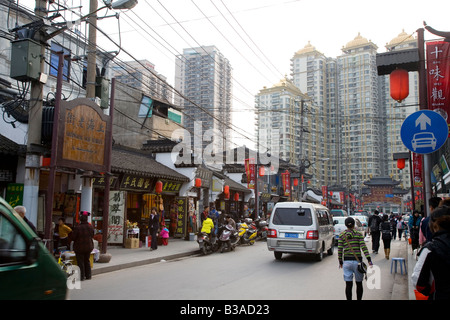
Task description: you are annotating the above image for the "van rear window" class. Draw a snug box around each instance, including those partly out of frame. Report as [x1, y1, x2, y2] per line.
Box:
[272, 208, 313, 226]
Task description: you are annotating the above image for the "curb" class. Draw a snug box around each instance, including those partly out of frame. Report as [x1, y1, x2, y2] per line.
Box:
[92, 249, 200, 276]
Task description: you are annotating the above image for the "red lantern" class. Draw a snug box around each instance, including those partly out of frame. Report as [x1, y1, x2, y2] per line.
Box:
[224, 185, 229, 195]
[234, 193, 239, 201]
[293, 178, 298, 186]
[155, 181, 163, 194]
[397, 158, 405, 170]
[195, 178, 202, 188]
[390, 68, 409, 102]
[259, 166, 265, 177]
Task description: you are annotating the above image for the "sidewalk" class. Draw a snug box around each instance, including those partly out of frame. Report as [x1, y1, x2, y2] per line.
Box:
[91, 238, 200, 276]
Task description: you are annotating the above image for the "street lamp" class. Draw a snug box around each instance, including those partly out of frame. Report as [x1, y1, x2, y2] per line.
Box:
[104, 0, 138, 10]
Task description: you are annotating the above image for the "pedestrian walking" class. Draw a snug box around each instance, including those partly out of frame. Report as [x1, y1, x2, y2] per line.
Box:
[368, 210, 382, 253]
[390, 215, 397, 240]
[397, 216, 405, 240]
[338, 217, 373, 300]
[148, 207, 159, 251]
[409, 210, 422, 252]
[412, 205, 450, 300]
[71, 211, 94, 281]
[380, 215, 392, 259]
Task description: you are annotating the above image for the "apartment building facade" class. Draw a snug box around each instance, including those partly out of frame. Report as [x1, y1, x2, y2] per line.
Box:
[174, 46, 232, 154]
[260, 31, 419, 192]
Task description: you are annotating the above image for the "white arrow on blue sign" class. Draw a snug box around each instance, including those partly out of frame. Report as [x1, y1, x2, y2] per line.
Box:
[400, 110, 448, 155]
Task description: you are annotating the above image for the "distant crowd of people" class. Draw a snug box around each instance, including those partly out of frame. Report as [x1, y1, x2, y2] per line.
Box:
[338, 197, 450, 300]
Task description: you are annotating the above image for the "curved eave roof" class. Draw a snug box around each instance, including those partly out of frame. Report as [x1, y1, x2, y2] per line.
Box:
[111, 148, 189, 182]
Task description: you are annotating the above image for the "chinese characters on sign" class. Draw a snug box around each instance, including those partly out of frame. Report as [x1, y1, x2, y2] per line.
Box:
[120, 174, 153, 191]
[281, 171, 291, 197]
[427, 41, 450, 133]
[175, 197, 188, 238]
[62, 104, 107, 166]
[413, 153, 423, 188]
[245, 158, 256, 189]
[108, 191, 125, 244]
[156, 180, 183, 194]
[5, 183, 24, 207]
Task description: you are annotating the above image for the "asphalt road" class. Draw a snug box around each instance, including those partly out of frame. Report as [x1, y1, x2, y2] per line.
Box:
[69, 240, 395, 301]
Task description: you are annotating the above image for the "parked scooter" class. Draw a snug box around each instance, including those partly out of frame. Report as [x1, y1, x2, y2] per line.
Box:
[238, 218, 257, 245]
[197, 232, 218, 255]
[218, 224, 240, 252]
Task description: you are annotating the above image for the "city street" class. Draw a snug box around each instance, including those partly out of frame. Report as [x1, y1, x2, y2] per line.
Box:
[69, 240, 402, 301]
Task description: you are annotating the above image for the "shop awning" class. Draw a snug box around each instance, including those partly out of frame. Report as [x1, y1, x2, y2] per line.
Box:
[376, 48, 419, 75]
[111, 148, 189, 182]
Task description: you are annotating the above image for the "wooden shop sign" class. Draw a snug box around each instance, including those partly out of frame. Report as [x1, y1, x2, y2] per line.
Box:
[56, 98, 111, 172]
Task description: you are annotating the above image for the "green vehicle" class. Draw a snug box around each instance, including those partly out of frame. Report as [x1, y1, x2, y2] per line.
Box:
[0, 197, 67, 300]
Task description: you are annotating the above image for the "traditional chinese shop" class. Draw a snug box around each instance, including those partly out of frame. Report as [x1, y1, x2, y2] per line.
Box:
[91, 147, 190, 247]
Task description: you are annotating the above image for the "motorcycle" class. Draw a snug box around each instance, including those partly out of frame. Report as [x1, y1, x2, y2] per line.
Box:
[197, 231, 218, 255]
[218, 224, 240, 253]
[238, 218, 257, 245]
[253, 218, 268, 240]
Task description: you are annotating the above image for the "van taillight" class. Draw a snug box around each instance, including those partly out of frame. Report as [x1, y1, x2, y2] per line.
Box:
[267, 229, 277, 238]
[306, 230, 319, 240]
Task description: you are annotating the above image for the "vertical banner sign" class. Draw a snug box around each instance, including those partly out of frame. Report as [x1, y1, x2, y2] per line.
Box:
[322, 185, 328, 206]
[413, 153, 423, 188]
[281, 171, 291, 197]
[427, 41, 450, 134]
[175, 197, 188, 238]
[245, 158, 256, 189]
[108, 191, 125, 244]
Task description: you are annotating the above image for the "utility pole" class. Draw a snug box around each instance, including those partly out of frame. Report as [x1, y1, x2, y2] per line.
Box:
[417, 27, 431, 217]
[86, 0, 98, 99]
[78, 0, 99, 217]
[22, 0, 47, 228]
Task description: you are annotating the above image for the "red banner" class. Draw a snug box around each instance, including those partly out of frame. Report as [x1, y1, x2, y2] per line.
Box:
[281, 171, 291, 197]
[427, 41, 450, 129]
[245, 158, 256, 189]
[413, 153, 423, 188]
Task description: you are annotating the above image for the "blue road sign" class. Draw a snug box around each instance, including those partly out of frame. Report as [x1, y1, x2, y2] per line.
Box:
[400, 110, 448, 154]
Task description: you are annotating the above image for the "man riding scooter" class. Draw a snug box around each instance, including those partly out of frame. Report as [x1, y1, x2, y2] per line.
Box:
[198, 213, 217, 255]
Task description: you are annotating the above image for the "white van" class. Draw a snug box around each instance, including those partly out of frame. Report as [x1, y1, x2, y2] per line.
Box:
[267, 202, 334, 261]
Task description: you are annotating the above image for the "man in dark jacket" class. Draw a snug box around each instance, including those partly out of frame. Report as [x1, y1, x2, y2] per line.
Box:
[368, 210, 382, 254]
[72, 211, 94, 280]
[412, 206, 450, 300]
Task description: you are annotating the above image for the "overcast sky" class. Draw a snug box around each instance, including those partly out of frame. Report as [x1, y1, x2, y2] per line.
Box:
[19, 0, 450, 148]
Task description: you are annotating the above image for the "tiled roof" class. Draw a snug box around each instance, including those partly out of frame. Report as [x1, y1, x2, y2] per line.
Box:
[111, 147, 189, 182]
[0, 134, 26, 155]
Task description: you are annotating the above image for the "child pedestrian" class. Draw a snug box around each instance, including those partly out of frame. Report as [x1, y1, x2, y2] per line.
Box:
[160, 224, 169, 246]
